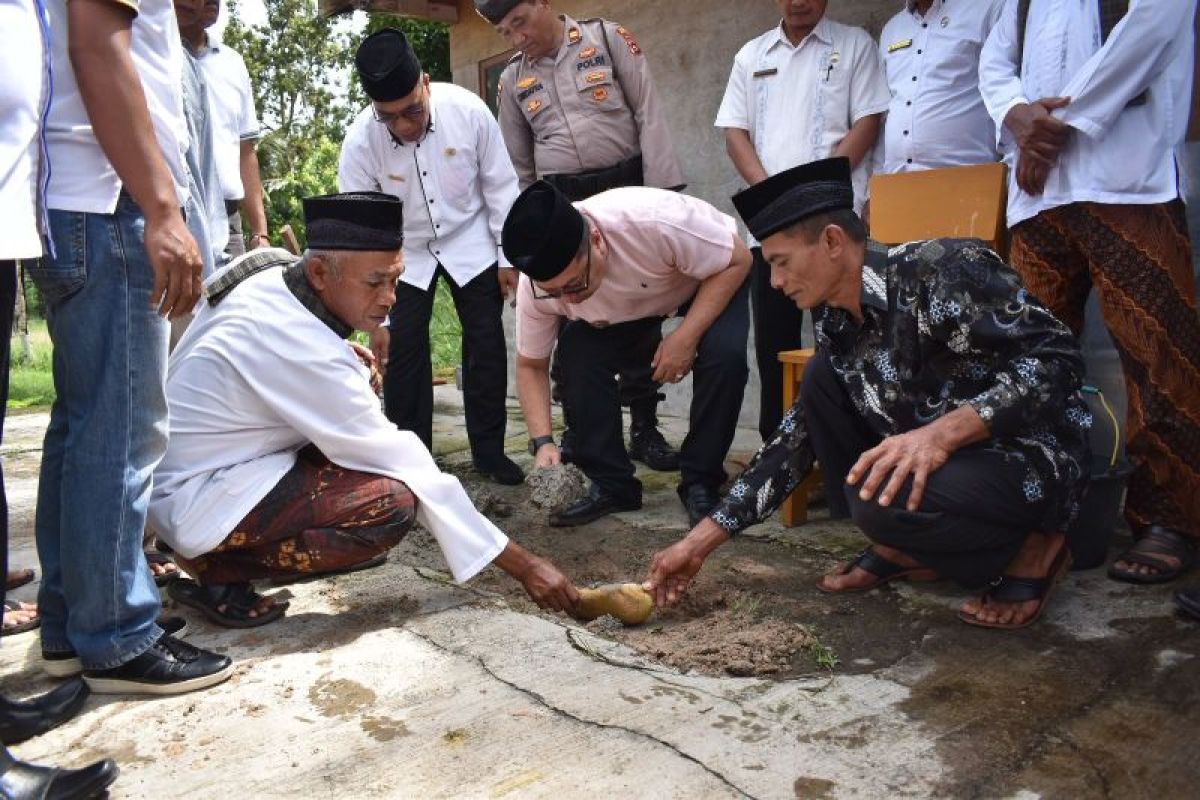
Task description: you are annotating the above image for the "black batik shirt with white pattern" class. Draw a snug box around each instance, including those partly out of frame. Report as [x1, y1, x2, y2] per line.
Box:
[711, 239, 1092, 534]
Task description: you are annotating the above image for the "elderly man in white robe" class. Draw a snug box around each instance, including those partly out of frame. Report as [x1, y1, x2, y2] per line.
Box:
[150, 192, 577, 627]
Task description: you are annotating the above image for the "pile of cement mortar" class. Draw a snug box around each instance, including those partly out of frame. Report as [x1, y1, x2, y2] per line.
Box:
[525, 464, 588, 509]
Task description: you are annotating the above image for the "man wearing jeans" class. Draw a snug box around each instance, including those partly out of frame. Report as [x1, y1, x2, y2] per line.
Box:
[33, 0, 232, 694]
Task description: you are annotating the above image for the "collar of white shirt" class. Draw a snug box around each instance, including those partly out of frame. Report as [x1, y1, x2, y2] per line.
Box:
[769, 15, 833, 52]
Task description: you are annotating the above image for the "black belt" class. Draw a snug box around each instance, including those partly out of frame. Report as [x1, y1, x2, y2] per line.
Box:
[543, 154, 644, 202]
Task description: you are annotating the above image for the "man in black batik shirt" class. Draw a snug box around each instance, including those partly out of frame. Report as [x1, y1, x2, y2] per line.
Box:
[643, 157, 1092, 631]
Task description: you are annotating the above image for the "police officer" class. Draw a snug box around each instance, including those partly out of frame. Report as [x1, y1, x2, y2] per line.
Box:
[476, 0, 685, 472]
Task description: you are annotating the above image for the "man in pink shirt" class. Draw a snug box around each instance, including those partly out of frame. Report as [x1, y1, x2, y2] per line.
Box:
[504, 182, 753, 526]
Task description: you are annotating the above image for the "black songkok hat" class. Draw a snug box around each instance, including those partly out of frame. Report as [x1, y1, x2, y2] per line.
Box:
[732, 157, 855, 241]
[502, 181, 586, 282]
[303, 192, 403, 251]
[474, 0, 523, 24]
[355, 28, 423, 102]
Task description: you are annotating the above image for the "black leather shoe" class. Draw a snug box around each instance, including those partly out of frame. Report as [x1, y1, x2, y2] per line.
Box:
[42, 615, 188, 679]
[628, 424, 680, 472]
[0, 749, 118, 800]
[0, 680, 89, 745]
[549, 487, 642, 527]
[473, 453, 525, 486]
[679, 483, 721, 527]
[83, 633, 233, 696]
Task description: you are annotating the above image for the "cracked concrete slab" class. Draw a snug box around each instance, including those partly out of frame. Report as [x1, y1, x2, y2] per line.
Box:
[3, 392, 1199, 799]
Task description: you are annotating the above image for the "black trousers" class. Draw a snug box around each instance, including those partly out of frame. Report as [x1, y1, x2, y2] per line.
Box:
[0, 262, 17, 615]
[802, 351, 1052, 588]
[751, 246, 805, 441]
[559, 279, 750, 503]
[551, 320, 662, 419]
[383, 265, 508, 458]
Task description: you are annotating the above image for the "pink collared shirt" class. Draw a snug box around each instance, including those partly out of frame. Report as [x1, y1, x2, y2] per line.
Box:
[515, 187, 738, 360]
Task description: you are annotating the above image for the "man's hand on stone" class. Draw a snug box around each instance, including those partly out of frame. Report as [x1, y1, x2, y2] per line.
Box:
[518, 556, 579, 613]
[1004, 98, 1071, 166]
[847, 427, 952, 511]
[643, 538, 706, 607]
[651, 330, 698, 384]
[533, 442, 561, 469]
[498, 267, 519, 306]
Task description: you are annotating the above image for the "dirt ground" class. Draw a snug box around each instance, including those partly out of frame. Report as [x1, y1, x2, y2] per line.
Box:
[397, 453, 1200, 799]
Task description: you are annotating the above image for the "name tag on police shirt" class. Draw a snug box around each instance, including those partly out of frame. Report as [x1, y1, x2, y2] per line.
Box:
[888, 39, 913, 53]
[753, 67, 778, 79]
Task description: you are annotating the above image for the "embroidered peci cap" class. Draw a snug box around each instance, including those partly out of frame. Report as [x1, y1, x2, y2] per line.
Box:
[731, 157, 854, 241]
[354, 28, 423, 102]
[303, 192, 403, 251]
[501, 180, 586, 282]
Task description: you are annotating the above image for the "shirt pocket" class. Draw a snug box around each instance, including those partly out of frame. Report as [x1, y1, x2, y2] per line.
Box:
[574, 67, 624, 115]
[436, 142, 479, 211]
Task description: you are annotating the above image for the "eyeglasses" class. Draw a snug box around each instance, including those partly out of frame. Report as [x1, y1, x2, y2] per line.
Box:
[372, 90, 428, 125]
[531, 239, 591, 300]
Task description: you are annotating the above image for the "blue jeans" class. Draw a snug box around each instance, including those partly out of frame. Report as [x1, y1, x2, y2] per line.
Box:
[32, 195, 166, 669]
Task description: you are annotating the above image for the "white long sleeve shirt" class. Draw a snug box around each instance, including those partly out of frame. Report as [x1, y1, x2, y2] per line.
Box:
[876, 0, 1005, 174]
[148, 259, 509, 582]
[339, 83, 520, 291]
[0, 0, 51, 260]
[979, 0, 1195, 227]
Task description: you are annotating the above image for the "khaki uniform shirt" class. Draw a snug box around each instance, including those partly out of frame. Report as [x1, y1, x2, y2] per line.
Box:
[497, 15, 684, 190]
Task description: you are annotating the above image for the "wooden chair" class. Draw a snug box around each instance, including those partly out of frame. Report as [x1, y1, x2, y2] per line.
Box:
[778, 348, 822, 526]
[774, 162, 1009, 526]
[868, 162, 1009, 257]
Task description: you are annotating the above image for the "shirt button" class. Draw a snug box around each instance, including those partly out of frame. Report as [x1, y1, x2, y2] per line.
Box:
[906, 158, 913, 164]
[906, 101, 912, 106]
[911, 76, 917, 82]
[917, 49, 923, 54]
[903, 130, 909, 136]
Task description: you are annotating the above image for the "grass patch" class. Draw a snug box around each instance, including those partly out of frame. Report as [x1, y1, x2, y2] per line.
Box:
[9, 321, 54, 410]
[806, 637, 841, 672]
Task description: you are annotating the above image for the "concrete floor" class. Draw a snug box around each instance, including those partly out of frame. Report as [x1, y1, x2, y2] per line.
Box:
[2, 390, 1198, 799]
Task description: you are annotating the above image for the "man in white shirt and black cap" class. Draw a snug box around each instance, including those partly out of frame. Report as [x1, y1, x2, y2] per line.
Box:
[340, 28, 524, 486]
[152, 191, 579, 626]
[980, 0, 1200, 588]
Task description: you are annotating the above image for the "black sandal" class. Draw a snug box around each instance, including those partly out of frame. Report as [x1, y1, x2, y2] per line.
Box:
[1175, 590, 1200, 621]
[145, 551, 181, 587]
[817, 547, 938, 594]
[959, 546, 1073, 630]
[168, 579, 288, 628]
[1108, 525, 1195, 585]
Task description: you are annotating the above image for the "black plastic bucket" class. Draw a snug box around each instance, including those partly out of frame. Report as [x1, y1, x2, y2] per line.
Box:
[1066, 456, 1134, 570]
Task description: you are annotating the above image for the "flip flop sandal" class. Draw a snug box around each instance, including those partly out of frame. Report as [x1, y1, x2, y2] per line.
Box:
[145, 551, 181, 587]
[816, 547, 938, 594]
[1175, 590, 1200, 622]
[958, 546, 1073, 630]
[1108, 526, 1195, 585]
[5, 567, 35, 591]
[268, 552, 389, 587]
[168, 578, 288, 628]
[2, 600, 40, 637]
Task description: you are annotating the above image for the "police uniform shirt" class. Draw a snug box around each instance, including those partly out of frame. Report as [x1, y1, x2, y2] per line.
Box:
[497, 15, 684, 190]
[339, 82, 520, 291]
[0, 0, 50, 260]
[979, 0, 1194, 227]
[877, 0, 1004, 174]
[715, 16, 890, 213]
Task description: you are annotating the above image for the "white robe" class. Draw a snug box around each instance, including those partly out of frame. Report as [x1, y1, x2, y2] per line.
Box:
[148, 261, 508, 583]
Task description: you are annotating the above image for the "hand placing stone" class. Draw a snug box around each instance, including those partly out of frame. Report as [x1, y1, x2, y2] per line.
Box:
[574, 583, 655, 626]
